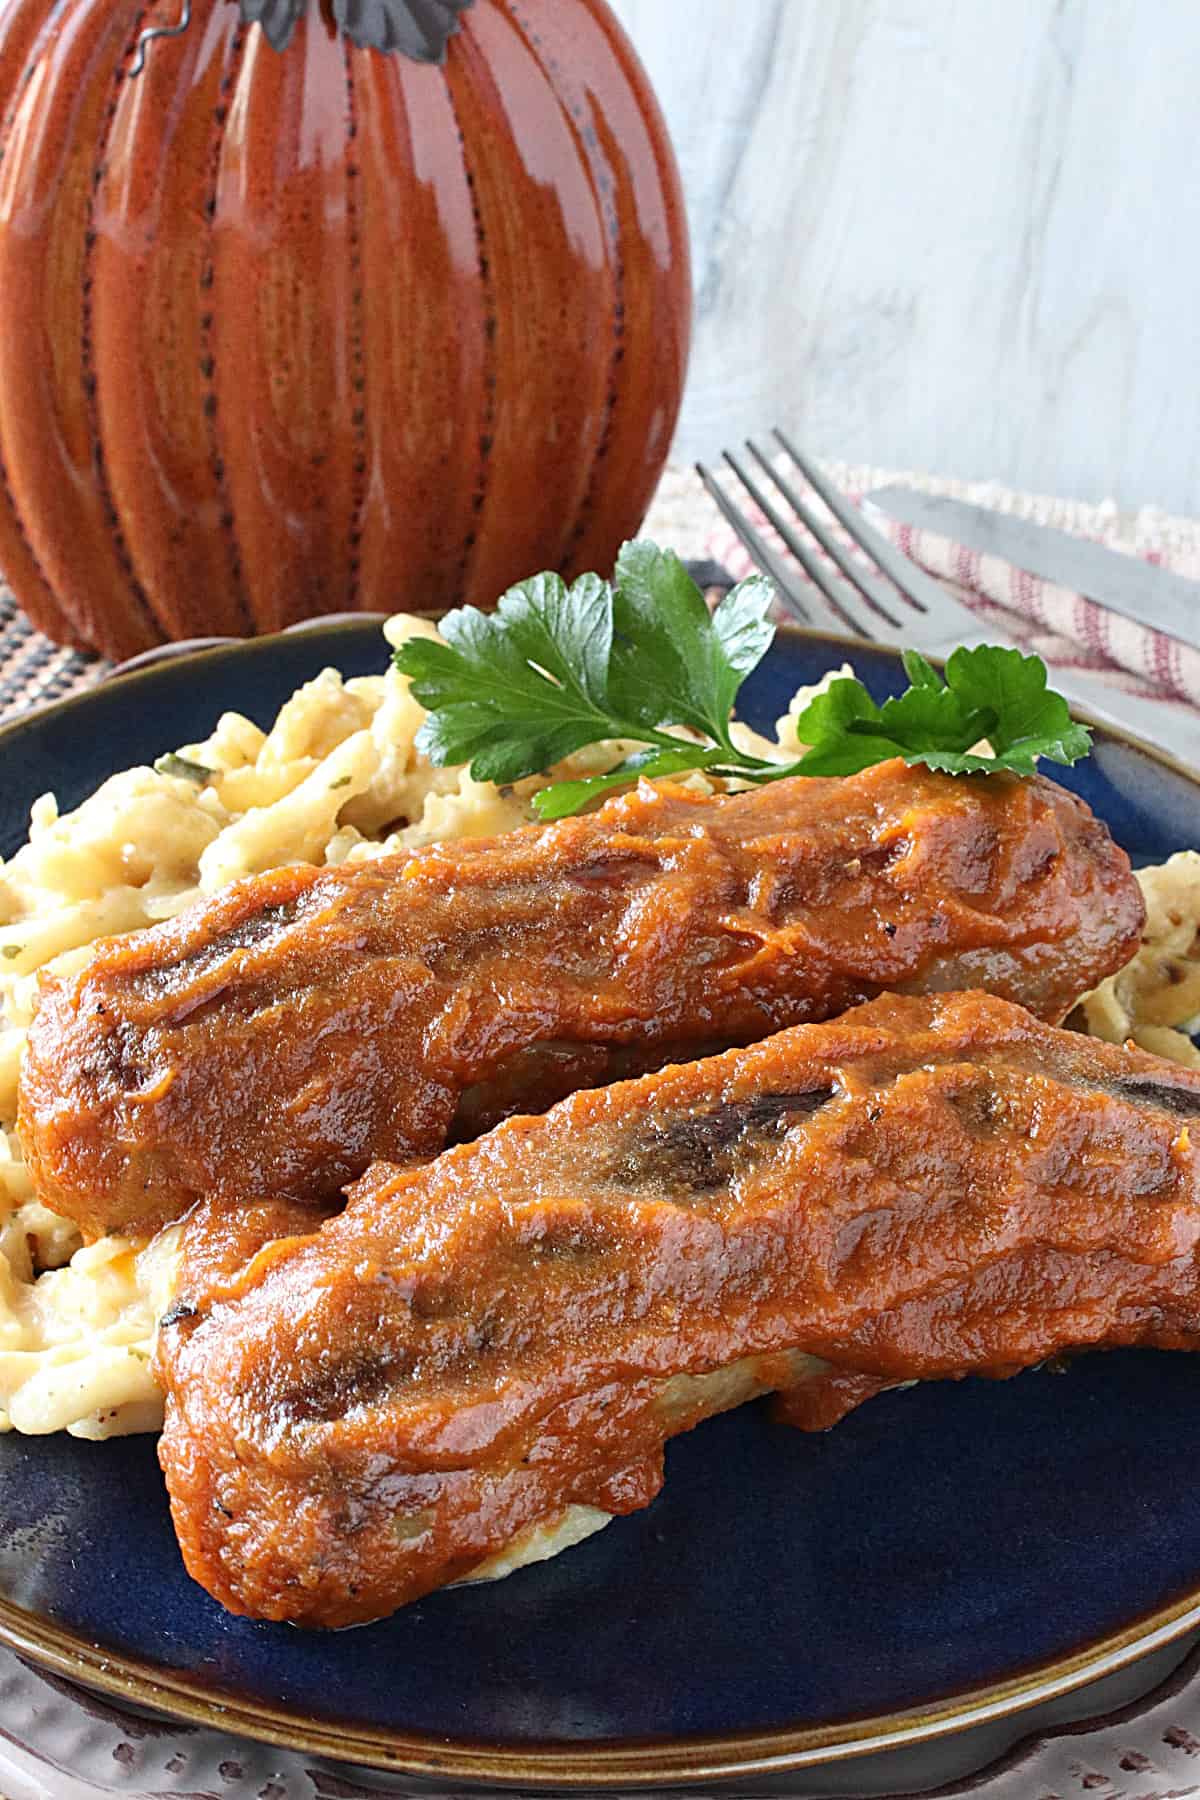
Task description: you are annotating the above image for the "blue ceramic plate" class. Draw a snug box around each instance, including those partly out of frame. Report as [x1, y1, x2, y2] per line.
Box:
[1, 620, 1200, 1790]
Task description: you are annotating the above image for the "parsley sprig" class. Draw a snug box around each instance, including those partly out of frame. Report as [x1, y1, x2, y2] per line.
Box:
[394, 542, 1092, 821]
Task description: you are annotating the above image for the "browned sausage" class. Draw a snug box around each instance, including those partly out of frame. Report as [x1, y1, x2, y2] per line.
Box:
[20, 763, 1143, 1238]
[156, 990, 1200, 1627]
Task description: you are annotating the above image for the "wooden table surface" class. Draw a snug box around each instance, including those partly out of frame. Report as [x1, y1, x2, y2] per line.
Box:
[609, 0, 1200, 518]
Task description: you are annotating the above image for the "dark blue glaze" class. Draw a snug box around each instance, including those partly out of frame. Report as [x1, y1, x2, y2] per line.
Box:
[0, 623, 1197, 1749]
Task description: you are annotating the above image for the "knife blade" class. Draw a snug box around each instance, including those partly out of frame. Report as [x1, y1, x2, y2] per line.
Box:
[864, 487, 1200, 654]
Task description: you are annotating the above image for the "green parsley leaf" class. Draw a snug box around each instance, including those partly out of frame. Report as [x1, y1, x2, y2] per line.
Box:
[901, 649, 943, 691]
[873, 685, 995, 756]
[793, 647, 1091, 779]
[607, 542, 774, 754]
[530, 746, 723, 822]
[791, 676, 882, 744]
[400, 572, 620, 785]
[787, 731, 906, 778]
[392, 542, 1092, 816]
[939, 644, 1093, 770]
[396, 546, 774, 791]
[606, 542, 711, 733]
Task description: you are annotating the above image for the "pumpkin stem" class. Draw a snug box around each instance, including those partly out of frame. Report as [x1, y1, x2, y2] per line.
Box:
[129, 0, 193, 76]
[240, 0, 474, 56]
[331, 0, 474, 57]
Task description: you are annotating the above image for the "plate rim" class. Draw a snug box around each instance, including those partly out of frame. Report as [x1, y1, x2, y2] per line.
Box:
[1, 617, 1198, 1788]
[4, 1579, 1200, 1787]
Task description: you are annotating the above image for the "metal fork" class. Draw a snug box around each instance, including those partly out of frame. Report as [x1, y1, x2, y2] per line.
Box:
[697, 428, 1200, 765]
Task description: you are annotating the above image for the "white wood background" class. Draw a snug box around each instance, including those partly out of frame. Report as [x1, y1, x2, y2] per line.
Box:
[607, 0, 1200, 514]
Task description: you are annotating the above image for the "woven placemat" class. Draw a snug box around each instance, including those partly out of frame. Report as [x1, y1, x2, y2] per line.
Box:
[0, 584, 106, 722]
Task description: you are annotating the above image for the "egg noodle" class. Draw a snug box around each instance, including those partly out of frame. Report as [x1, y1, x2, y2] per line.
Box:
[0, 624, 1192, 1441]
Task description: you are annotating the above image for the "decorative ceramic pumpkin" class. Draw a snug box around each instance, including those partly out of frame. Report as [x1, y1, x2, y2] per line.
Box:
[0, 0, 690, 659]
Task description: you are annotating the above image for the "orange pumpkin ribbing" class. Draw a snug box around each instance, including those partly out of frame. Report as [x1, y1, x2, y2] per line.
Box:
[0, 0, 691, 658]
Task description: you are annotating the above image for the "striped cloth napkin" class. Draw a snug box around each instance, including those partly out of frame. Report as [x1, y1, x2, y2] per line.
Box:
[704, 460, 1200, 710]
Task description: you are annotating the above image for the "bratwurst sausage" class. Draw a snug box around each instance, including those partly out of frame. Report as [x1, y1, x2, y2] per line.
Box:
[21, 763, 1142, 1237]
[155, 990, 1200, 1627]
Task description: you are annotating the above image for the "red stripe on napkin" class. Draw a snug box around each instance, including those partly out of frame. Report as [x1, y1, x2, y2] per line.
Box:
[706, 464, 1200, 714]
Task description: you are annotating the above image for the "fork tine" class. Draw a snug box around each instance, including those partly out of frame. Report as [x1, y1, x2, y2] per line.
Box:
[718, 450, 879, 641]
[695, 462, 828, 631]
[745, 440, 904, 630]
[772, 429, 979, 639]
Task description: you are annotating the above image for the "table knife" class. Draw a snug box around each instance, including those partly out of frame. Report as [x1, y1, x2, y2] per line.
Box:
[864, 487, 1200, 654]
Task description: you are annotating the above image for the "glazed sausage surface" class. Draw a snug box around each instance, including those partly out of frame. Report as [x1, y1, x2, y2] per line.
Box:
[20, 763, 1143, 1237]
[156, 991, 1200, 1627]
